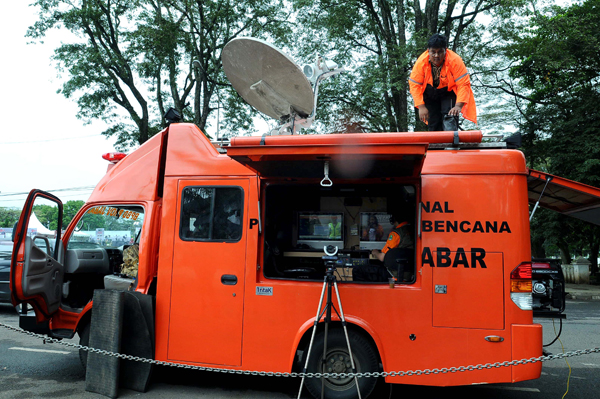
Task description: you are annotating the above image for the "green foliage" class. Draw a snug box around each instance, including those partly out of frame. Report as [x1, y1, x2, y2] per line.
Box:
[63, 200, 85, 228]
[505, 0, 600, 270]
[291, 0, 522, 133]
[0, 208, 21, 228]
[31, 200, 84, 231]
[29, 0, 292, 149]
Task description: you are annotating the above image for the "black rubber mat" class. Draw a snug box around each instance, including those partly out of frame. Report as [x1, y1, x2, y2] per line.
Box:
[85, 290, 125, 398]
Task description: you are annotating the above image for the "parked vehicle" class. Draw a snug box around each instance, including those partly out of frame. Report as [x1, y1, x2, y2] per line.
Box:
[532, 258, 566, 317]
[9, 39, 597, 399]
[0, 241, 12, 303]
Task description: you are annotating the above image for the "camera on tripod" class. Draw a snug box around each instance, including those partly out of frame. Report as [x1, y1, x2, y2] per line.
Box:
[322, 245, 339, 275]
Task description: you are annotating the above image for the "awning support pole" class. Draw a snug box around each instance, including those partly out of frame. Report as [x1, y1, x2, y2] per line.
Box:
[530, 176, 553, 222]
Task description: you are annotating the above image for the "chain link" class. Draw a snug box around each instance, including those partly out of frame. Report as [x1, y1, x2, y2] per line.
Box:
[2, 321, 599, 379]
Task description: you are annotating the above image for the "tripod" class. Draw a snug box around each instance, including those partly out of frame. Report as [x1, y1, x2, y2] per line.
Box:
[297, 251, 362, 399]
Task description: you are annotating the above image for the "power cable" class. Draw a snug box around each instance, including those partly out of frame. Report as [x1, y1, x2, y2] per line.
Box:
[0, 134, 102, 145]
[544, 317, 563, 347]
[0, 192, 93, 203]
[554, 319, 571, 398]
[0, 186, 95, 197]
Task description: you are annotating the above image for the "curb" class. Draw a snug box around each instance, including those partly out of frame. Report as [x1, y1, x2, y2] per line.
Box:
[565, 293, 600, 301]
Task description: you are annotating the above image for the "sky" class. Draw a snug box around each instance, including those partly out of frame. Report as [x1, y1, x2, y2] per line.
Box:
[0, 2, 120, 209]
[0, 2, 276, 212]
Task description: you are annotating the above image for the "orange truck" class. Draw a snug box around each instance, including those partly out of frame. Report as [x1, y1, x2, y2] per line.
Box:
[10, 124, 599, 398]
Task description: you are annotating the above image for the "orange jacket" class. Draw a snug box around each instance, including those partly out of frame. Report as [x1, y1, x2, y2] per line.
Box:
[381, 222, 412, 253]
[409, 49, 477, 124]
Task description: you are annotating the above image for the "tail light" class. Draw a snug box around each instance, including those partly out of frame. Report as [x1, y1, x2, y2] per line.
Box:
[511, 262, 532, 310]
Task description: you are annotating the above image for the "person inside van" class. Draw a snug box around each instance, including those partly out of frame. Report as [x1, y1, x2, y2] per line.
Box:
[370, 211, 414, 262]
[353, 210, 414, 282]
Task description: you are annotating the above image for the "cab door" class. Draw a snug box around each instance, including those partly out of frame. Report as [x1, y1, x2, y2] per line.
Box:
[167, 179, 249, 366]
[11, 190, 64, 320]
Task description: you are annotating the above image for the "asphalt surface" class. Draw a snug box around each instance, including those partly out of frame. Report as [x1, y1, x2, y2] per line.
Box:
[0, 298, 598, 399]
[565, 283, 600, 301]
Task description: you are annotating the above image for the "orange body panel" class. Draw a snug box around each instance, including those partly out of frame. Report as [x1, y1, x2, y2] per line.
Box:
[511, 324, 543, 382]
[88, 131, 164, 203]
[34, 125, 543, 388]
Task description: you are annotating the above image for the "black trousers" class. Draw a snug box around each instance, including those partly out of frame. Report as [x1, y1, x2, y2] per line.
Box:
[416, 85, 459, 131]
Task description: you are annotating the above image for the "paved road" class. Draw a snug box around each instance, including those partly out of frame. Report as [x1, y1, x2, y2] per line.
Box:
[0, 301, 598, 399]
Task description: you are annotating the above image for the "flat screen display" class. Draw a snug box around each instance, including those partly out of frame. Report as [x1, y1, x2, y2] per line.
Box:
[359, 212, 394, 243]
[298, 213, 343, 241]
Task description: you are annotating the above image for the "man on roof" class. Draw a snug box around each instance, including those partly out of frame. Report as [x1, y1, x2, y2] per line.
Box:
[409, 34, 477, 131]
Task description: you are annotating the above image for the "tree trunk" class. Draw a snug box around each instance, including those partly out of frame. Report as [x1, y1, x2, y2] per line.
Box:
[589, 236, 599, 275]
[558, 245, 571, 265]
[531, 237, 546, 259]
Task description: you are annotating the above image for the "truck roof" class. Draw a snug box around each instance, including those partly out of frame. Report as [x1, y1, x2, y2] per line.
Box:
[88, 124, 528, 203]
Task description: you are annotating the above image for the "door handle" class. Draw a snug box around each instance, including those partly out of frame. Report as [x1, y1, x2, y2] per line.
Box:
[221, 274, 238, 285]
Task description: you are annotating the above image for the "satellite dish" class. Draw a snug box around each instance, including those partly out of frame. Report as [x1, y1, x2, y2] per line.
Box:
[222, 38, 314, 121]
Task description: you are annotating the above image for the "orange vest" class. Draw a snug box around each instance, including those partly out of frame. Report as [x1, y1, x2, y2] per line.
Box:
[409, 50, 477, 125]
[382, 221, 413, 253]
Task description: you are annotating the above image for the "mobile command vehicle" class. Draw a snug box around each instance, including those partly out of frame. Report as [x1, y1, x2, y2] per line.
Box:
[10, 39, 597, 399]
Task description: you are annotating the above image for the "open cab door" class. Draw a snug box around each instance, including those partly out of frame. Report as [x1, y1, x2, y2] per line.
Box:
[11, 190, 64, 326]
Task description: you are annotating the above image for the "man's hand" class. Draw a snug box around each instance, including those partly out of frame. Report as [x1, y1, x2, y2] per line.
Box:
[448, 102, 465, 117]
[418, 104, 429, 123]
[371, 249, 385, 262]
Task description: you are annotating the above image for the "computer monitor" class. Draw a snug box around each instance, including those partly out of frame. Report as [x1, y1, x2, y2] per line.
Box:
[297, 212, 344, 250]
[359, 212, 394, 250]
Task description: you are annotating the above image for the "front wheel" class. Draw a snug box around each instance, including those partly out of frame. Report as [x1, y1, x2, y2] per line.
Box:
[304, 329, 379, 399]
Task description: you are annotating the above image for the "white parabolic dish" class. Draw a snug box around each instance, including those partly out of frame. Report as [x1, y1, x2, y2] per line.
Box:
[222, 38, 314, 120]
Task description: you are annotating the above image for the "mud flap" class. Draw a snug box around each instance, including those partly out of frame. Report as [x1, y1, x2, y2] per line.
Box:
[85, 290, 124, 398]
[120, 292, 155, 392]
[85, 290, 155, 398]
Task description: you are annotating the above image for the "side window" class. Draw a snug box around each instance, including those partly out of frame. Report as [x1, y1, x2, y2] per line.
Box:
[180, 186, 243, 242]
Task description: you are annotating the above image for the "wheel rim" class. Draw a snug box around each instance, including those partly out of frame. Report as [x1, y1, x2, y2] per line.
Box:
[320, 349, 360, 390]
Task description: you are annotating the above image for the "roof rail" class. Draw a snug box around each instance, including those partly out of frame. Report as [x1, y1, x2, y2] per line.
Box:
[428, 142, 508, 150]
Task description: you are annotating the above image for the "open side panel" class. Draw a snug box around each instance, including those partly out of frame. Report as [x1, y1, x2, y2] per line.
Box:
[227, 134, 428, 179]
[11, 190, 64, 319]
[528, 169, 600, 225]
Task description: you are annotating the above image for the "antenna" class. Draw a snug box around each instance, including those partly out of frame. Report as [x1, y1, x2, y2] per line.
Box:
[222, 38, 345, 135]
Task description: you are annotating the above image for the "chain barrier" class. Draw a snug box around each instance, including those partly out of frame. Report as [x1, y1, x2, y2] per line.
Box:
[1, 321, 599, 379]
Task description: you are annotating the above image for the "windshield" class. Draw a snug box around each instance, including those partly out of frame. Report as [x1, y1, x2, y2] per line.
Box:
[68, 205, 145, 250]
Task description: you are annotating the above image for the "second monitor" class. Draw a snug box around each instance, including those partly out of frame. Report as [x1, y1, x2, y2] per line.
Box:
[359, 212, 394, 250]
[297, 212, 344, 250]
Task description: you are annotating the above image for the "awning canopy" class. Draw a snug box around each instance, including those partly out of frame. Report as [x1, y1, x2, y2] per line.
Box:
[528, 169, 600, 226]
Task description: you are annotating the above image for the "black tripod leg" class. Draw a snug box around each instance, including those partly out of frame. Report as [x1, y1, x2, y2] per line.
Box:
[320, 278, 334, 399]
[333, 280, 362, 399]
[297, 279, 328, 399]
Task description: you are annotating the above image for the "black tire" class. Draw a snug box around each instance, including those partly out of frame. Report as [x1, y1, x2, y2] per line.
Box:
[304, 329, 379, 399]
[78, 322, 90, 370]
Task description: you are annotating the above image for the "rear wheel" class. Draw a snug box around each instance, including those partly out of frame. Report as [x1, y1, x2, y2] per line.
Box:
[304, 329, 379, 399]
[78, 322, 90, 370]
